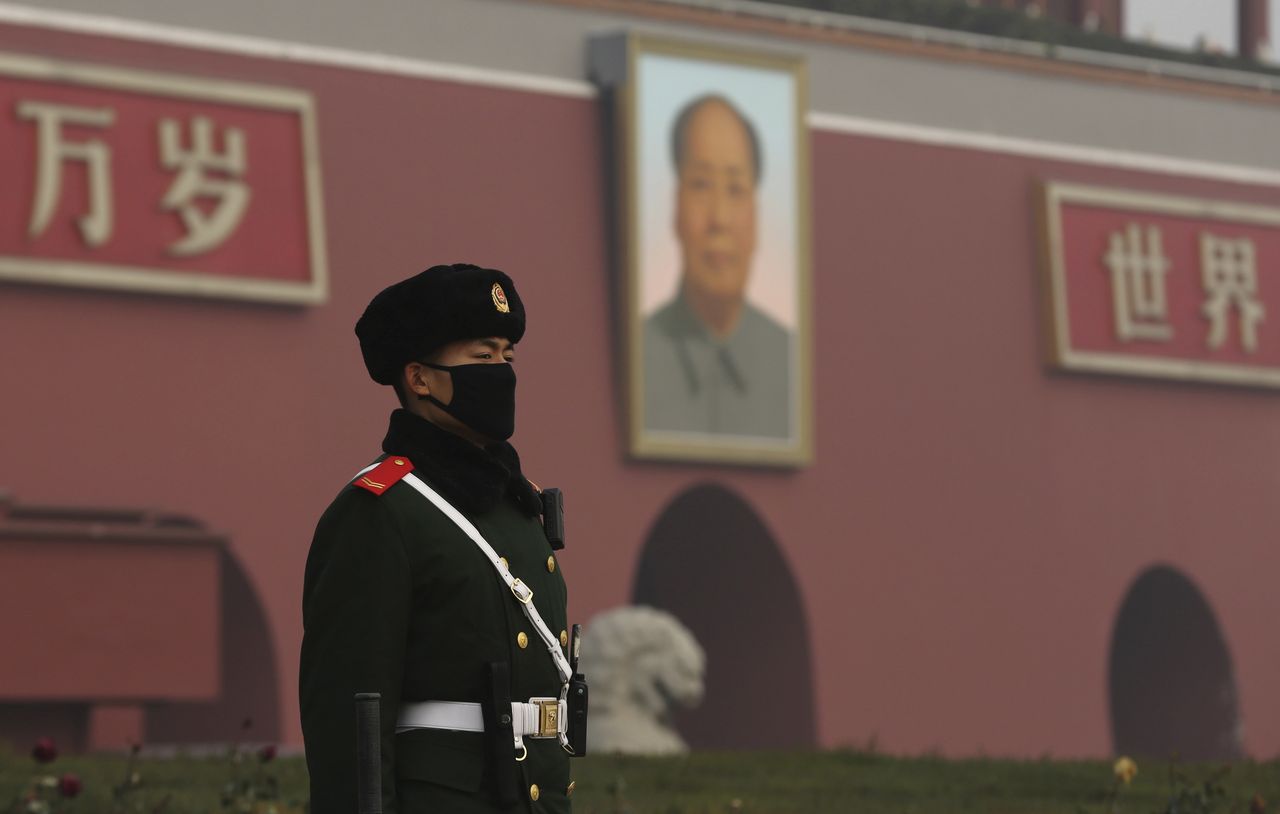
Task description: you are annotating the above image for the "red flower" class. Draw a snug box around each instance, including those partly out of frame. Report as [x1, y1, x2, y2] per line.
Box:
[31, 737, 57, 764]
[58, 773, 82, 798]
[258, 744, 277, 763]
[1251, 794, 1267, 814]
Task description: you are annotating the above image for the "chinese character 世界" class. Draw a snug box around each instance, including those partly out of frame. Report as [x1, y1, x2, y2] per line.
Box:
[1104, 222, 1174, 342]
[1201, 232, 1265, 353]
[17, 101, 115, 247]
[159, 116, 250, 256]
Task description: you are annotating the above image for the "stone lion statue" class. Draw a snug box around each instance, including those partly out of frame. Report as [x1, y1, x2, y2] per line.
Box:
[579, 605, 705, 755]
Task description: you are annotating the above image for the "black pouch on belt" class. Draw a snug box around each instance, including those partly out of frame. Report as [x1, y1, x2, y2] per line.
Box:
[566, 674, 588, 756]
[482, 661, 519, 808]
[566, 624, 588, 756]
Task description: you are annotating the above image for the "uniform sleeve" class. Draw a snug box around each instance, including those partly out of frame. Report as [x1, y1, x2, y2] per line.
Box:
[299, 489, 411, 814]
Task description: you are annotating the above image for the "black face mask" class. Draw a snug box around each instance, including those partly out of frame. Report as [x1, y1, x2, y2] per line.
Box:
[420, 362, 517, 441]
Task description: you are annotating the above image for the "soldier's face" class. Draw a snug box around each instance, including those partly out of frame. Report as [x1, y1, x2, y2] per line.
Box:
[404, 337, 515, 444]
[674, 102, 758, 305]
[419, 337, 514, 405]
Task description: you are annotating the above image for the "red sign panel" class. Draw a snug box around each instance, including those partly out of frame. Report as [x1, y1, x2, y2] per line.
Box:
[1040, 181, 1280, 387]
[0, 51, 326, 304]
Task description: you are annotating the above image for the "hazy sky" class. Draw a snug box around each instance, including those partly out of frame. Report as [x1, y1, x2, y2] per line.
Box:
[1124, 0, 1280, 55]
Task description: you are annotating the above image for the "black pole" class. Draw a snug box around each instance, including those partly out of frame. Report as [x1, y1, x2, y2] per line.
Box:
[354, 692, 382, 814]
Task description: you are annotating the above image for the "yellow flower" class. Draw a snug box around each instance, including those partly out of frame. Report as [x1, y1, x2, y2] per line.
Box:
[1113, 756, 1138, 785]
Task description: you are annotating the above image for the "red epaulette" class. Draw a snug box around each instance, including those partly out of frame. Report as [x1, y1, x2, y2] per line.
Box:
[353, 456, 415, 495]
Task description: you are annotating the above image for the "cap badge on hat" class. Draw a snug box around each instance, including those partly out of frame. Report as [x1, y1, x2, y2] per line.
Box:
[491, 283, 510, 314]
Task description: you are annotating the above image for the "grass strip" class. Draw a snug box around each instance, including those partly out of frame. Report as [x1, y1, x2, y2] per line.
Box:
[2, 746, 1278, 813]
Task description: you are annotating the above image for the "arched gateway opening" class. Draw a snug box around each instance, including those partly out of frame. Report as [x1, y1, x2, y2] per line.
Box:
[146, 547, 281, 745]
[1109, 565, 1241, 760]
[633, 482, 816, 749]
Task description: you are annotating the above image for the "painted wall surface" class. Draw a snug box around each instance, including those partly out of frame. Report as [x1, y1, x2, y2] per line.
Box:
[1, 12, 1279, 759]
[0, 539, 220, 699]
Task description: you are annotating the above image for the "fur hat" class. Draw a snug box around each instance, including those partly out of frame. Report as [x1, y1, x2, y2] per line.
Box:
[355, 263, 526, 386]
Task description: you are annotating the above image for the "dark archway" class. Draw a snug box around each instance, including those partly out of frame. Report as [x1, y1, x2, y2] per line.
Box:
[1109, 565, 1241, 760]
[633, 482, 816, 749]
[146, 548, 280, 745]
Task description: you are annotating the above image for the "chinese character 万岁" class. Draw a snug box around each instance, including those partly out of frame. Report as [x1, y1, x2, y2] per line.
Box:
[17, 101, 115, 247]
[159, 115, 251, 256]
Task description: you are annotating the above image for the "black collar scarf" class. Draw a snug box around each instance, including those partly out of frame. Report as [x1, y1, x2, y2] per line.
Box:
[381, 408, 541, 518]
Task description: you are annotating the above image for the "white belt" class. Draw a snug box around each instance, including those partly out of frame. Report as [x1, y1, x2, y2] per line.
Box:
[397, 699, 566, 739]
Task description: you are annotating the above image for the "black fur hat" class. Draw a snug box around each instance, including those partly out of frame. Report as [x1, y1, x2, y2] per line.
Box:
[355, 263, 526, 386]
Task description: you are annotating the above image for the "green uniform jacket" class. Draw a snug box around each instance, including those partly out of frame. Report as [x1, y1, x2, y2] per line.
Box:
[300, 410, 572, 813]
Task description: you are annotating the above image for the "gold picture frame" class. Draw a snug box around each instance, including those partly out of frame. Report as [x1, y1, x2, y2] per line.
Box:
[591, 33, 813, 466]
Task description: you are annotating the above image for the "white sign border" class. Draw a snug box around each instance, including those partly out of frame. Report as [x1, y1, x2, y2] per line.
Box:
[0, 49, 328, 306]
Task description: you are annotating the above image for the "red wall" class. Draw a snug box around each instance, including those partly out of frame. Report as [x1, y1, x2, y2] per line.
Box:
[0, 538, 220, 699]
[2, 20, 1278, 758]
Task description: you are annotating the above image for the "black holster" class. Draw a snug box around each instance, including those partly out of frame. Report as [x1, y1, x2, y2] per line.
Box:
[566, 673, 588, 757]
[482, 662, 519, 808]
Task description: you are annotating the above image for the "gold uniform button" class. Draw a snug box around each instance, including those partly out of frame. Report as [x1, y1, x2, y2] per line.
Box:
[567, 780, 575, 797]
[393, 459, 405, 466]
[517, 632, 528, 649]
[560, 629, 568, 648]
[546, 555, 556, 573]
[499, 557, 508, 570]
[529, 784, 540, 801]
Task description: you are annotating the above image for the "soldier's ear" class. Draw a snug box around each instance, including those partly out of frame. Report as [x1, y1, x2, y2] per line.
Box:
[403, 361, 432, 400]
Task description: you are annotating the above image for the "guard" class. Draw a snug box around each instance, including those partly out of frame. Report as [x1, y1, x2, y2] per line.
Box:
[300, 263, 581, 813]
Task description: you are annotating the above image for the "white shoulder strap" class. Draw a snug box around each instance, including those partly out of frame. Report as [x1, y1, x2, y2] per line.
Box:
[398, 472, 574, 686]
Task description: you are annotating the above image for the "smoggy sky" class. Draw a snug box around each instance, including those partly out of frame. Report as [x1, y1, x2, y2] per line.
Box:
[1124, 0, 1278, 55]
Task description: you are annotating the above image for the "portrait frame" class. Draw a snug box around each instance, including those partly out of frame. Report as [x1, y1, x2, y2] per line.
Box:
[592, 33, 813, 466]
